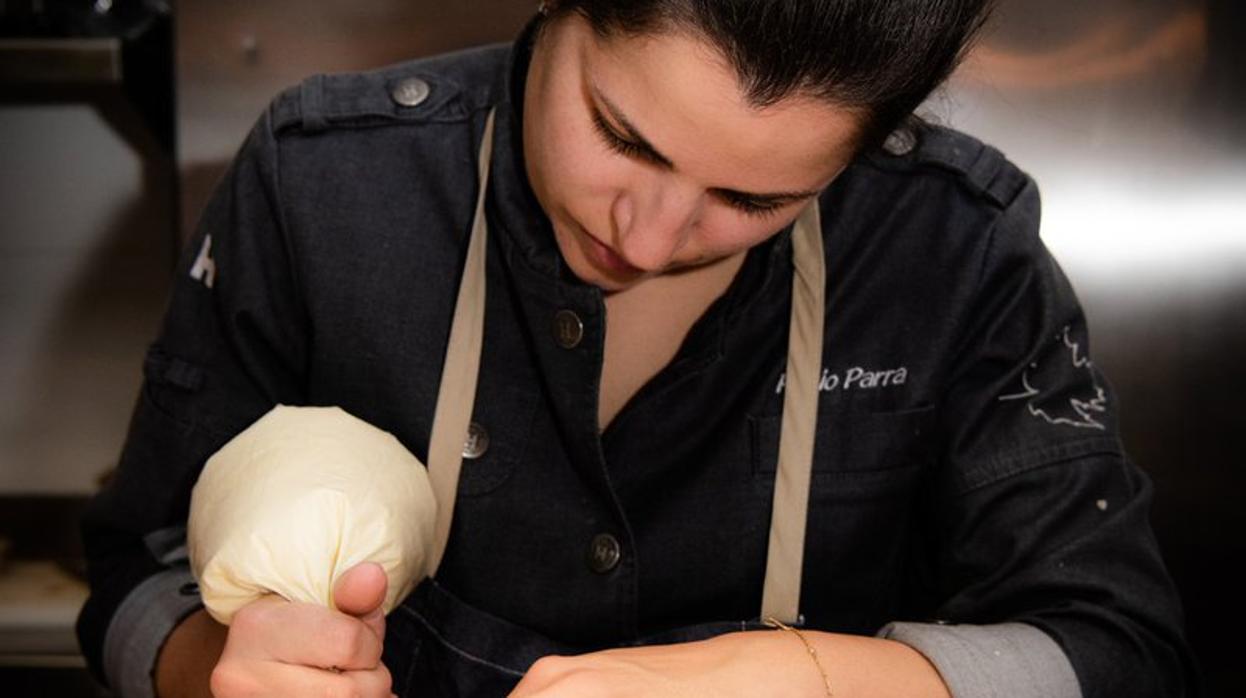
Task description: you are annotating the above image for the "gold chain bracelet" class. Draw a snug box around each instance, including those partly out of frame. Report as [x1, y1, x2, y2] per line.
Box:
[763, 616, 834, 697]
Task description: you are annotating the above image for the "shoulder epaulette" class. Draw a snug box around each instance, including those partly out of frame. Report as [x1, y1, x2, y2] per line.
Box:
[867, 124, 1031, 209]
[268, 43, 509, 135]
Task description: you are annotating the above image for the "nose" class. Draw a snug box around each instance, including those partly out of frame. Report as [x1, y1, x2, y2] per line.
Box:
[611, 177, 701, 273]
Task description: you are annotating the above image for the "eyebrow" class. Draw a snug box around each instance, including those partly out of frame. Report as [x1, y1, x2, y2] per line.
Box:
[591, 86, 822, 206]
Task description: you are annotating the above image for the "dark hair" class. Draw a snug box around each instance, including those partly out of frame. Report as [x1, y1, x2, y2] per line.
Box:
[543, 0, 995, 149]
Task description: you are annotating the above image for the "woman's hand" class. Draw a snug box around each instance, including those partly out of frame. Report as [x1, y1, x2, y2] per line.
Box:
[156, 562, 395, 698]
[508, 635, 761, 698]
[508, 628, 951, 698]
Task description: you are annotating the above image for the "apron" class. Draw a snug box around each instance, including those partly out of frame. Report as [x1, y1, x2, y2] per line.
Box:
[384, 109, 827, 697]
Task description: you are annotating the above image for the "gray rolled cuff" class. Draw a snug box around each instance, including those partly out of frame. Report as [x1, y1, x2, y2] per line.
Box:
[876, 621, 1082, 698]
[102, 567, 203, 698]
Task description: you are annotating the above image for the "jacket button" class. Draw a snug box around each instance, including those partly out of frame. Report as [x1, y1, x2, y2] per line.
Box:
[882, 127, 917, 156]
[462, 422, 489, 459]
[553, 309, 584, 349]
[390, 77, 431, 107]
[587, 533, 621, 574]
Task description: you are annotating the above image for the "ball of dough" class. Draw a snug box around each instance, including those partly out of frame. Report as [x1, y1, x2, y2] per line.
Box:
[188, 405, 437, 624]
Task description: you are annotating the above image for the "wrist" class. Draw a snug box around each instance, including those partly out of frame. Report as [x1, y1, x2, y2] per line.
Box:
[764, 618, 833, 696]
[154, 608, 227, 698]
[713, 628, 951, 698]
[699, 629, 834, 697]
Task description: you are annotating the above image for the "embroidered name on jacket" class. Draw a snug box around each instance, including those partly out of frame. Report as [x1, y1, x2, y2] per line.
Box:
[774, 365, 909, 395]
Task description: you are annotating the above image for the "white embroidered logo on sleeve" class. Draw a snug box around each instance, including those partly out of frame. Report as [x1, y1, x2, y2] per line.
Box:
[189, 235, 216, 289]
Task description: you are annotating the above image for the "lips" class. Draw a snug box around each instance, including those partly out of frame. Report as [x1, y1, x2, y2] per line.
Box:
[588, 234, 642, 276]
[579, 225, 644, 279]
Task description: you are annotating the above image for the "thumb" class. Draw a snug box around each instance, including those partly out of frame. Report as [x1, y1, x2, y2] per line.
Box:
[333, 561, 388, 639]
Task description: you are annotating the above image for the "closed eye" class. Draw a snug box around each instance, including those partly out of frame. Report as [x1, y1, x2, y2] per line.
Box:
[591, 109, 663, 165]
[591, 103, 800, 219]
[715, 190, 786, 219]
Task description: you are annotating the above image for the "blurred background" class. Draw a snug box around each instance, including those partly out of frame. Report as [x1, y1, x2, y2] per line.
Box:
[0, 0, 1241, 694]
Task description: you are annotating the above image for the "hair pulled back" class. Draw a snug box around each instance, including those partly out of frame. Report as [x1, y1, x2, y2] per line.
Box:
[543, 0, 995, 148]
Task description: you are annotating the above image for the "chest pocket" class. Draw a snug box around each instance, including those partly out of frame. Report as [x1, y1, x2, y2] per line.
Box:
[749, 403, 937, 499]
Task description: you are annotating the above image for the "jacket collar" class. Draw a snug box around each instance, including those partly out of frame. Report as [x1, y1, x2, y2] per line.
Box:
[487, 14, 567, 284]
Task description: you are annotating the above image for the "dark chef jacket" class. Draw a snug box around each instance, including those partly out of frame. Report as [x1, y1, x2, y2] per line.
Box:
[76, 22, 1198, 698]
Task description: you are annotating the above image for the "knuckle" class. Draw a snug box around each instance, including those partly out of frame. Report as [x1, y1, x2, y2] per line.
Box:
[375, 662, 394, 690]
[330, 620, 369, 661]
[368, 663, 395, 695]
[359, 627, 384, 664]
[229, 607, 258, 635]
[209, 662, 251, 697]
[230, 600, 274, 635]
[342, 664, 393, 698]
[525, 654, 570, 682]
[321, 681, 362, 698]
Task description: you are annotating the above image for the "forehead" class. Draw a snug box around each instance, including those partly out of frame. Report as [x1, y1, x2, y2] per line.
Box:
[579, 21, 862, 187]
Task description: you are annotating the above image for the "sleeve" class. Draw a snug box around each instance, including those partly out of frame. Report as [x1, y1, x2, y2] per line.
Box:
[75, 101, 309, 695]
[878, 178, 1200, 697]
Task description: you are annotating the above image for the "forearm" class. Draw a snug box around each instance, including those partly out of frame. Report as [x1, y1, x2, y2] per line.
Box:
[709, 628, 950, 698]
[154, 609, 227, 698]
[511, 623, 951, 697]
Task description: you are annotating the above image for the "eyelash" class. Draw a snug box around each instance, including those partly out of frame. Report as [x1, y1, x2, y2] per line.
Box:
[591, 110, 649, 161]
[589, 109, 786, 219]
[718, 192, 785, 219]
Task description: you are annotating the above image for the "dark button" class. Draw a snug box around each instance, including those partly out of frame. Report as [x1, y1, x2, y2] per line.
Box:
[587, 533, 621, 574]
[390, 77, 431, 107]
[463, 422, 489, 459]
[179, 582, 200, 596]
[553, 309, 584, 349]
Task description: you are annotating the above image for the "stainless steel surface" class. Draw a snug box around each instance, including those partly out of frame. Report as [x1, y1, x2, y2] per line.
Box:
[172, 0, 1243, 692]
[176, 0, 537, 236]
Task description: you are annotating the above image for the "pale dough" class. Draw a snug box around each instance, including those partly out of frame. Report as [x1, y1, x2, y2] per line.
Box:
[187, 405, 437, 624]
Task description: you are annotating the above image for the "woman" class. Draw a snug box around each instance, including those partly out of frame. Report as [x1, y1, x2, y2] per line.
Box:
[77, 1, 1197, 696]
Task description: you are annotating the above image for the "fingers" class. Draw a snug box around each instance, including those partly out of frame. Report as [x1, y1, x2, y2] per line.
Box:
[334, 561, 390, 640]
[211, 657, 394, 698]
[230, 596, 384, 672]
[334, 562, 389, 616]
[213, 572, 396, 698]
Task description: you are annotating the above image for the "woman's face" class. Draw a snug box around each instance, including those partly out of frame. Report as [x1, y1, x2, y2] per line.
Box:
[523, 14, 863, 292]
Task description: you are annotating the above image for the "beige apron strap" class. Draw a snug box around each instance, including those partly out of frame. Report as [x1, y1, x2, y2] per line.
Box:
[760, 200, 826, 624]
[427, 108, 496, 576]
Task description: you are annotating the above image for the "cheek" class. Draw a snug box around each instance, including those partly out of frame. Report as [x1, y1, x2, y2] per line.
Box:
[540, 126, 625, 215]
[693, 208, 790, 258]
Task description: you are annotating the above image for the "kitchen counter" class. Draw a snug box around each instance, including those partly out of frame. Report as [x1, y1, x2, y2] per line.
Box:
[0, 559, 88, 667]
